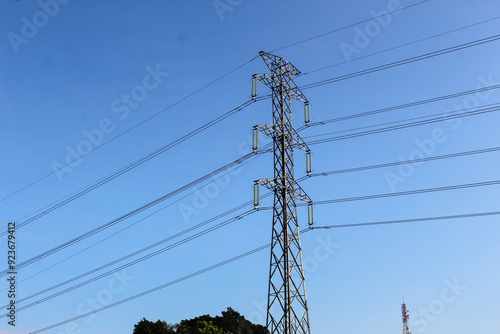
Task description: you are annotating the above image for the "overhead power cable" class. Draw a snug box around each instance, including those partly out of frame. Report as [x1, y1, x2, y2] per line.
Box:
[12, 20, 491, 206]
[1, 57, 259, 203]
[271, 0, 429, 52]
[297, 83, 500, 131]
[27, 239, 276, 334]
[28, 207, 497, 334]
[0, 96, 270, 238]
[4, 17, 497, 207]
[305, 146, 500, 178]
[258, 179, 500, 210]
[10, 79, 496, 239]
[3, 196, 273, 308]
[1, 208, 261, 317]
[1, 155, 262, 291]
[9, 144, 497, 290]
[9, 78, 500, 238]
[305, 15, 500, 74]
[0, 147, 271, 277]
[305, 111, 451, 139]
[1, 98, 500, 274]
[0, 2, 434, 205]
[303, 103, 500, 139]
[306, 103, 500, 145]
[304, 101, 500, 139]
[299, 34, 500, 90]
[8, 143, 497, 288]
[310, 211, 500, 229]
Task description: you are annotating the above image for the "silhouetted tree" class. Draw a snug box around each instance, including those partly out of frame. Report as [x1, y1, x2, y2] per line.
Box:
[194, 320, 223, 334]
[133, 318, 176, 334]
[175, 307, 267, 334]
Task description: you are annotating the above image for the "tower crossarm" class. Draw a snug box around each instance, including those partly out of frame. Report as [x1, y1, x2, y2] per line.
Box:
[254, 124, 310, 152]
[255, 177, 281, 192]
[292, 182, 312, 203]
[259, 51, 301, 75]
[290, 127, 310, 152]
[255, 178, 311, 204]
[254, 73, 308, 103]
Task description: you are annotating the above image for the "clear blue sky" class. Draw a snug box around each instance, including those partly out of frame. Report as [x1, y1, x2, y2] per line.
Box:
[1, 0, 499, 333]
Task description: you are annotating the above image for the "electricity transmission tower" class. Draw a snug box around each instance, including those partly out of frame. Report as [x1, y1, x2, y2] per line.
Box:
[251, 51, 313, 334]
[402, 300, 412, 334]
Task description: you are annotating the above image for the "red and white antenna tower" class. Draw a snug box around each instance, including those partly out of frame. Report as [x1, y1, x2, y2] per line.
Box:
[402, 297, 412, 334]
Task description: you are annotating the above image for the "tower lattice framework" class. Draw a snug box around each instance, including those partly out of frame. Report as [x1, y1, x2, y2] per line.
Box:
[253, 51, 312, 334]
[402, 302, 412, 334]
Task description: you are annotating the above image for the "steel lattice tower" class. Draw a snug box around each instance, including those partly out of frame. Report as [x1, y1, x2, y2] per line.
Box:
[402, 301, 412, 334]
[252, 51, 312, 334]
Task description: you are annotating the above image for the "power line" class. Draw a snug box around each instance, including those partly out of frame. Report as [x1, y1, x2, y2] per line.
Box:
[13, 143, 498, 292]
[27, 207, 498, 334]
[4, 1, 430, 205]
[8, 143, 498, 292]
[5, 11, 498, 332]
[27, 239, 275, 334]
[305, 146, 500, 178]
[14, 79, 497, 237]
[309, 211, 500, 229]
[303, 101, 500, 139]
[1, 208, 261, 317]
[9, 14, 483, 206]
[305, 15, 500, 74]
[306, 103, 500, 145]
[9, 79, 498, 240]
[298, 83, 500, 130]
[11, 143, 498, 292]
[0, 2, 430, 204]
[6, 103, 497, 275]
[271, 0, 429, 52]
[7, 9, 493, 208]
[7, 30, 500, 326]
[0, 104, 271, 239]
[299, 34, 500, 90]
[300, 179, 500, 208]
[0, 155, 262, 291]
[0, 57, 259, 203]
[5, 20, 498, 230]
[0, 148, 270, 276]
[6, 197, 274, 309]
[306, 113, 434, 138]
[7, 34, 500, 236]
[258, 179, 500, 210]
[304, 111, 444, 138]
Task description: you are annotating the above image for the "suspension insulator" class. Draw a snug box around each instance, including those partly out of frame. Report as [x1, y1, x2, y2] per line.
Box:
[252, 128, 259, 151]
[253, 184, 260, 208]
[306, 152, 312, 174]
[304, 103, 311, 124]
[308, 204, 314, 226]
[251, 76, 258, 98]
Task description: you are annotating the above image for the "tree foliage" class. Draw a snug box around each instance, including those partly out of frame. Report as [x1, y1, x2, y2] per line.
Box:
[194, 320, 223, 334]
[133, 318, 176, 334]
[133, 307, 267, 334]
